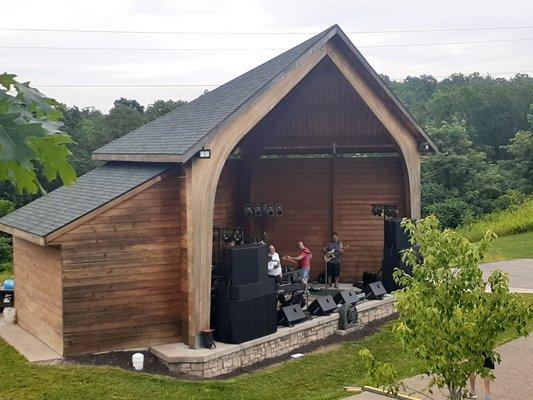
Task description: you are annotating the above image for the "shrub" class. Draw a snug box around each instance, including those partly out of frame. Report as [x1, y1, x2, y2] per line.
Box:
[0, 237, 12, 263]
[457, 199, 533, 241]
[0, 199, 14, 218]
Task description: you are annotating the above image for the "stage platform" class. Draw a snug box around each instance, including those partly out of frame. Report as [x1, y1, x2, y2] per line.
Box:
[150, 295, 396, 378]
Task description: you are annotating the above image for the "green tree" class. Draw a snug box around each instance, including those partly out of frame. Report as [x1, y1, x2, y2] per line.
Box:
[360, 216, 532, 399]
[145, 99, 186, 122]
[104, 103, 145, 140]
[0, 73, 76, 193]
[113, 97, 144, 113]
[500, 130, 533, 194]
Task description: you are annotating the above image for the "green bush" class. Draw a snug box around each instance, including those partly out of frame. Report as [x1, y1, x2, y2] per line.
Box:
[424, 198, 473, 228]
[0, 237, 11, 263]
[457, 199, 533, 241]
[0, 199, 14, 218]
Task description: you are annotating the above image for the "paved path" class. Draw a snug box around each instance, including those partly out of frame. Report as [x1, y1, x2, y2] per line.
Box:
[480, 259, 533, 293]
[347, 334, 533, 399]
[347, 259, 533, 400]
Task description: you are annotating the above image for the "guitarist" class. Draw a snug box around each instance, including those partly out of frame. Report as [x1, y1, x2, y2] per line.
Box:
[323, 232, 344, 288]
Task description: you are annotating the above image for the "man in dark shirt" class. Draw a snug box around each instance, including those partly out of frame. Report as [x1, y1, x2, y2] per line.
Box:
[323, 232, 344, 288]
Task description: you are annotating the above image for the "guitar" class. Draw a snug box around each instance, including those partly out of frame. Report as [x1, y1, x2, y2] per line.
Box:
[324, 244, 349, 262]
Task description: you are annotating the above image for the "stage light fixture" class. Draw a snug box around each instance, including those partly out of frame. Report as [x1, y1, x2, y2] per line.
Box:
[275, 204, 284, 216]
[196, 148, 211, 159]
[384, 205, 398, 218]
[254, 204, 263, 217]
[244, 203, 253, 217]
[371, 204, 384, 217]
[264, 204, 275, 216]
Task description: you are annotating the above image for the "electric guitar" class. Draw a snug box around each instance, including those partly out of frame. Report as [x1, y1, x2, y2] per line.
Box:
[324, 244, 349, 262]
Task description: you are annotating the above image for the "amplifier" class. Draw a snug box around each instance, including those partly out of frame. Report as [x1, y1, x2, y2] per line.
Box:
[338, 303, 358, 330]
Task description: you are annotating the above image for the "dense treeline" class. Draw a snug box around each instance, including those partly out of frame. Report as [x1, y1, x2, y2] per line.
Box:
[1, 74, 532, 230]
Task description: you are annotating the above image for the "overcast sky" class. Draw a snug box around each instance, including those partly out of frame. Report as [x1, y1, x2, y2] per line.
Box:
[2, 0, 532, 111]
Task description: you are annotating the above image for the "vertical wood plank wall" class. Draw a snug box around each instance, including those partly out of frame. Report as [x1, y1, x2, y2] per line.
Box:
[249, 157, 405, 280]
[13, 237, 64, 353]
[54, 175, 182, 355]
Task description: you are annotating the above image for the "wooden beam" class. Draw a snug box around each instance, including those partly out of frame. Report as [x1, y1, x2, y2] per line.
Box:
[92, 153, 183, 163]
[182, 47, 328, 347]
[0, 223, 45, 246]
[324, 44, 421, 218]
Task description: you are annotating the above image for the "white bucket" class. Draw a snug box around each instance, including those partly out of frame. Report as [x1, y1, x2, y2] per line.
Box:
[3, 307, 16, 325]
[132, 352, 144, 371]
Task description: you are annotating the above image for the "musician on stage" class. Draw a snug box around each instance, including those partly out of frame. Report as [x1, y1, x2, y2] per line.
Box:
[267, 244, 282, 283]
[323, 232, 344, 289]
[283, 241, 312, 287]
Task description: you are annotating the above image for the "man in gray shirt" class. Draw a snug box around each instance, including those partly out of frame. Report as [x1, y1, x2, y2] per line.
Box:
[323, 232, 344, 288]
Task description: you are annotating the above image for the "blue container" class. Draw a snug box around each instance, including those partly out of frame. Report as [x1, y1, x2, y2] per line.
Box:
[3, 279, 14, 290]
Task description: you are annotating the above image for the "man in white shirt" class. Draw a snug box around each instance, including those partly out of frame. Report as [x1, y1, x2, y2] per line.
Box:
[267, 244, 282, 281]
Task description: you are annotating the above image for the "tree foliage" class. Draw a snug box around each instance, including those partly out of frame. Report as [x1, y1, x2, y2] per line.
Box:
[0, 73, 76, 194]
[360, 216, 532, 399]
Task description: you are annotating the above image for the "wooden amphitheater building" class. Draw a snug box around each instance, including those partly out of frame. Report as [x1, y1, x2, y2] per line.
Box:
[0, 25, 436, 355]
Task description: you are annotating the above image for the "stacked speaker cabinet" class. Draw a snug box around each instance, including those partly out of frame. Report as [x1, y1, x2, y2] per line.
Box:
[381, 219, 412, 292]
[212, 244, 277, 344]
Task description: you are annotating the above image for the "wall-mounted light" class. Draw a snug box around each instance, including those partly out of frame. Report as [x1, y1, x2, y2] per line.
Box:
[275, 204, 284, 216]
[196, 148, 211, 159]
[418, 142, 431, 153]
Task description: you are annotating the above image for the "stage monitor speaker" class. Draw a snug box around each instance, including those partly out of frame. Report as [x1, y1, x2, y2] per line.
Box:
[382, 219, 412, 292]
[225, 244, 268, 285]
[366, 281, 387, 300]
[307, 295, 337, 316]
[278, 304, 307, 326]
[214, 292, 277, 344]
[216, 279, 275, 300]
[333, 290, 359, 306]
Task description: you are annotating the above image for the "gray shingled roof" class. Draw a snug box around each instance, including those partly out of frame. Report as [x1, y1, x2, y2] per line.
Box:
[92, 27, 335, 161]
[0, 162, 172, 237]
[92, 24, 436, 162]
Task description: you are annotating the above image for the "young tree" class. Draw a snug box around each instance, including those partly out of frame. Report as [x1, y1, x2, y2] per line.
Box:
[0, 73, 75, 193]
[360, 216, 532, 400]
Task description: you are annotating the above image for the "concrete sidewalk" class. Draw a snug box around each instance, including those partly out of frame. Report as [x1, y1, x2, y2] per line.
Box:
[480, 259, 533, 294]
[346, 328, 533, 400]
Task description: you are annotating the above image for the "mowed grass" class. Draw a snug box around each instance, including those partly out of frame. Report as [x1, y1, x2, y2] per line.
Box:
[1, 294, 533, 400]
[482, 231, 533, 262]
[0, 323, 418, 400]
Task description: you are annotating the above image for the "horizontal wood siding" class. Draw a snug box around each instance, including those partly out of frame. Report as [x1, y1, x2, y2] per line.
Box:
[56, 175, 182, 355]
[213, 160, 237, 229]
[250, 157, 405, 281]
[251, 158, 332, 280]
[13, 237, 63, 353]
[333, 157, 406, 279]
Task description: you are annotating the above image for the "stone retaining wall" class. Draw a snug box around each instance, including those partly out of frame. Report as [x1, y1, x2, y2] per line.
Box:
[152, 296, 395, 378]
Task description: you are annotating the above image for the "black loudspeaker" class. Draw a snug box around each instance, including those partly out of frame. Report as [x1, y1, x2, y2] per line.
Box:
[214, 293, 277, 344]
[333, 290, 359, 305]
[382, 219, 412, 292]
[278, 304, 307, 326]
[307, 295, 337, 316]
[366, 281, 387, 300]
[225, 244, 268, 285]
[216, 279, 275, 300]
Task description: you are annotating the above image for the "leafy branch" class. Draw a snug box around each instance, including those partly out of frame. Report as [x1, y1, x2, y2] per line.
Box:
[0, 73, 76, 194]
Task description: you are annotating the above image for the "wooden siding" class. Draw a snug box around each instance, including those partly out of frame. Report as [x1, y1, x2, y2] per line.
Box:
[262, 57, 395, 153]
[250, 157, 405, 281]
[213, 160, 238, 229]
[13, 237, 63, 353]
[54, 175, 182, 355]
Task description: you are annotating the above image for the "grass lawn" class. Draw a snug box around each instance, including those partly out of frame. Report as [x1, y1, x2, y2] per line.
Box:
[1, 294, 532, 400]
[483, 231, 533, 262]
